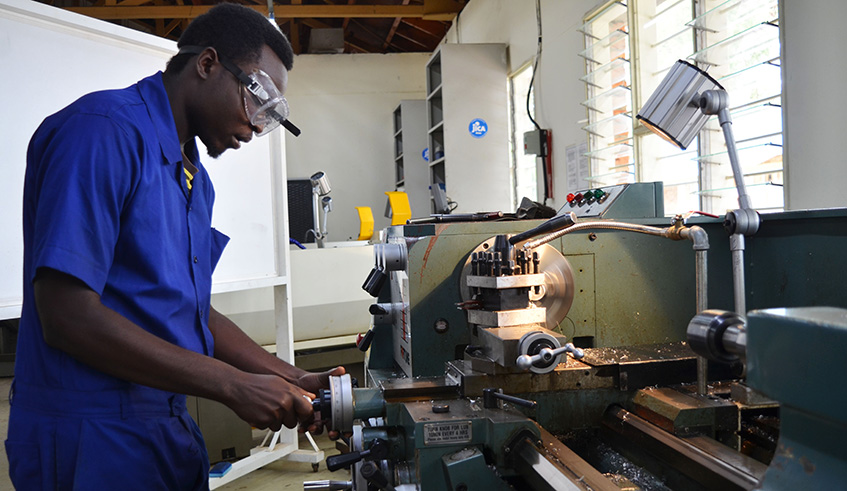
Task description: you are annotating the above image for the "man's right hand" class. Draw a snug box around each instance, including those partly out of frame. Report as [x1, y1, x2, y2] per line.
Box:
[225, 373, 315, 431]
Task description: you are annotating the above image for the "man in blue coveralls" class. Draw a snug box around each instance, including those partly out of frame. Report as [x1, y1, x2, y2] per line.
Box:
[7, 3, 344, 489]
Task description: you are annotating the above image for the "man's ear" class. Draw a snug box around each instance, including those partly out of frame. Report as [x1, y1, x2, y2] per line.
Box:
[194, 47, 219, 80]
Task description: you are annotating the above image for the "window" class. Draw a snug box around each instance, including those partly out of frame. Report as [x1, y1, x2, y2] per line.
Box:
[580, 1, 634, 188]
[509, 63, 538, 209]
[582, 0, 783, 215]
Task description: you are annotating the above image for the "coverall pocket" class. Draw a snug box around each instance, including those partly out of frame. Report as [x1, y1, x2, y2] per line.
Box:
[5, 439, 43, 490]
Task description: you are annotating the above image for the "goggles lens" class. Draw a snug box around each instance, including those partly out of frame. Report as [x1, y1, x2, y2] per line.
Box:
[242, 69, 289, 136]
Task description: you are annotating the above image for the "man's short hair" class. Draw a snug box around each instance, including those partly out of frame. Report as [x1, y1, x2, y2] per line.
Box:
[166, 3, 294, 74]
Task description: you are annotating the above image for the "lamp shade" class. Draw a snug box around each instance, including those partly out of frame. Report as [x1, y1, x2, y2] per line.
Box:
[310, 171, 332, 196]
[636, 60, 724, 150]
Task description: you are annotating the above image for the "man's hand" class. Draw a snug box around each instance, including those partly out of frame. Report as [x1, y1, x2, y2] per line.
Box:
[297, 365, 346, 394]
[225, 372, 316, 431]
[295, 366, 346, 435]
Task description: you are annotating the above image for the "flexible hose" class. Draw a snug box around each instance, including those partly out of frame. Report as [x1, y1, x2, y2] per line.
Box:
[521, 220, 683, 250]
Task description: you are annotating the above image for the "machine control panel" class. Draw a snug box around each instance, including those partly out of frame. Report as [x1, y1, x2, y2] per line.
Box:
[558, 182, 664, 219]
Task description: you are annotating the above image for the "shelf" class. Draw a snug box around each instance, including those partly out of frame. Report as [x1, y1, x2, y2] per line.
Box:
[427, 53, 442, 92]
[428, 121, 444, 134]
[579, 29, 629, 65]
[428, 156, 445, 167]
[687, 20, 779, 68]
[687, 0, 778, 34]
[427, 85, 442, 100]
[211, 275, 288, 295]
[395, 154, 403, 162]
[396, 179, 404, 187]
[580, 57, 630, 88]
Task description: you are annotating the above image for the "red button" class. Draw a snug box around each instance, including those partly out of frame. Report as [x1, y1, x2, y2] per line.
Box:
[566, 193, 575, 203]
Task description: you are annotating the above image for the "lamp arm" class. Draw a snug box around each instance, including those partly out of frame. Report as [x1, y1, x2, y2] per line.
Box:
[699, 90, 753, 211]
[717, 108, 753, 211]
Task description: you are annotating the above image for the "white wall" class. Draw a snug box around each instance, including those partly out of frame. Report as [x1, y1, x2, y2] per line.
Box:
[443, 0, 601, 211]
[284, 53, 430, 242]
[781, 0, 847, 210]
[445, 0, 847, 212]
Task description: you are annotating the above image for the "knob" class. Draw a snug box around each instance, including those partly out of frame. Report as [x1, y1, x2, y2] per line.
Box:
[362, 267, 387, 297]
[325, 439, 388, 472]
[516, 343, 584, 371]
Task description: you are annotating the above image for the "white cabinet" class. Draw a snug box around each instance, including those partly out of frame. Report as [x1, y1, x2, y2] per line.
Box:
[426, 43, 510, 214]
[393, 100, 430, 218]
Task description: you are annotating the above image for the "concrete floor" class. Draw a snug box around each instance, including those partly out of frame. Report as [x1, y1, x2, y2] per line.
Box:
[0, 377, 351, 490]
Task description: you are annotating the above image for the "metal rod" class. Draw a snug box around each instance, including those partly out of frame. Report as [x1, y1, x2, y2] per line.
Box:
[718, 107, 753, 210]
[695, 249, 709, 395]
[730, 233, 747, 318]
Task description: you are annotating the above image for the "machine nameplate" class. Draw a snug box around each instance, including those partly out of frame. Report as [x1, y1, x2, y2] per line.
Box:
[423, 421, 473, 445]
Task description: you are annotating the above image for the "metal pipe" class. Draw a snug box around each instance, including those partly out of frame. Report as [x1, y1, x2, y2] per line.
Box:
[312, 189, 324, 248]
[695, 249, 709, 395]
[717, 107, 752, 211]
[680, 225, 710, 395]
[522, 220, 680, 251]
[730, 234, 746, 317]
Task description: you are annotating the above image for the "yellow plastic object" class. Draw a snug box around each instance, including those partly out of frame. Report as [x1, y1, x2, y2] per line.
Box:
[356, 206, 375, 241]
[385, 191, 412, 226]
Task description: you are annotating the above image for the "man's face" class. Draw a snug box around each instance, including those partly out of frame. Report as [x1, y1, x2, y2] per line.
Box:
[201, 45, 289, 158]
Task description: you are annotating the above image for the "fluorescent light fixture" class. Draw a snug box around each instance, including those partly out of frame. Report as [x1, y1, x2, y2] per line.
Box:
[636, 60, 723, 150]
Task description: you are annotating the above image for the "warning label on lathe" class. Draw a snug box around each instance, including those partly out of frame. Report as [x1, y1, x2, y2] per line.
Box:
[423, 421, 472, 445]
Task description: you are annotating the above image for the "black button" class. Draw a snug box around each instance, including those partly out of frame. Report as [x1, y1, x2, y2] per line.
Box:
[193, 256, 198, 263]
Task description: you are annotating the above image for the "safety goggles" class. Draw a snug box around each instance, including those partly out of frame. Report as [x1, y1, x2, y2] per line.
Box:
[178, 46, 301, 137]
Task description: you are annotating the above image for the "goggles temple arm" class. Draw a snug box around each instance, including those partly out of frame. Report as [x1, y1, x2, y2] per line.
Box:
[176, 45, 302, 137]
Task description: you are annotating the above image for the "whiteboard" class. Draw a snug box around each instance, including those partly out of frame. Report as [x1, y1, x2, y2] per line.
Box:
[0, 0, 280, 319]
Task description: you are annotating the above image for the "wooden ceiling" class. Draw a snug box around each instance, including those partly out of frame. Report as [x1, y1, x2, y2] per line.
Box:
[38, 0, 467, 54]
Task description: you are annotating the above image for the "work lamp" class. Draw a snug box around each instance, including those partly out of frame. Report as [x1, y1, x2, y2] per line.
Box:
[636, 59, 752, 211]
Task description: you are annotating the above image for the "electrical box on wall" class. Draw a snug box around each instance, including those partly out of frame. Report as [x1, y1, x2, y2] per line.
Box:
[524, 129, 549, 157]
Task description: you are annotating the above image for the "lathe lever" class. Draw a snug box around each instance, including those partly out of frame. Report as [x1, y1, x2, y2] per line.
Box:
[482, 388, 537, 409]
[325, 438, 388, 472]
[360, 461, 394, 491]
[515, 343, 584, 371]
[302, 481, 352, 491]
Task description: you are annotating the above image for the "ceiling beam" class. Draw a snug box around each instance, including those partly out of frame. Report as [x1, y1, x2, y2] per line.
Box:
[400, 17, 444, 38]
[63, 3, 462, 21]
[381, 0, 409, 51]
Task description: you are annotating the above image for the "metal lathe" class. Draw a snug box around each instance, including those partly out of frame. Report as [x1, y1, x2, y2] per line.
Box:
[306, 183, 847, 491]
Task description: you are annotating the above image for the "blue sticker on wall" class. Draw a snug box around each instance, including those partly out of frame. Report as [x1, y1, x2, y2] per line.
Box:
[422, 147, 429, 162]
[469, 118, 488, 138]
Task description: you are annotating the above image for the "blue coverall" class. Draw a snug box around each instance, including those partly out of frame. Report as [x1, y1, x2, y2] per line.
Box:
[8, 72, 229, 490]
